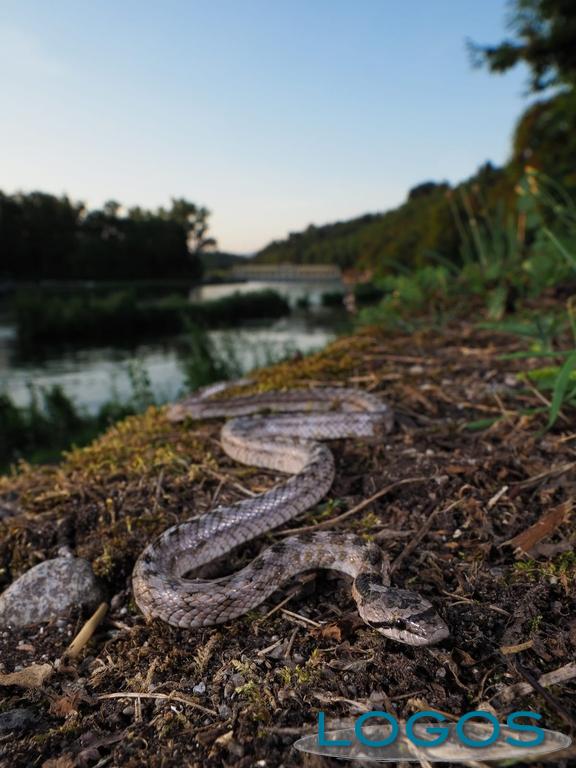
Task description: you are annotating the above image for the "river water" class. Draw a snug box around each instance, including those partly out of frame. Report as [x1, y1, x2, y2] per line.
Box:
[0, 280, 347, 413]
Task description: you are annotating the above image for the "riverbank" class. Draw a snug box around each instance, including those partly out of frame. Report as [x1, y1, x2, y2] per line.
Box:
[1, 320, 574, 766]
[0, 280, 349, 432]
[13, 288, 291, 346]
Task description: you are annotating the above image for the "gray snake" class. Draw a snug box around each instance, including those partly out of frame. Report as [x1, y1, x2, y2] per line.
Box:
[132, 385, 449, 646]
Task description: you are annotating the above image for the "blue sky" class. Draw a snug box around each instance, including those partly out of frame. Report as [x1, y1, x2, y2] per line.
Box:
[1, 1, 531, 253]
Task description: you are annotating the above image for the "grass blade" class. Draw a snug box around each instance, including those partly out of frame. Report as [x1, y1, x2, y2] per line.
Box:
[548, 349, 576, 428]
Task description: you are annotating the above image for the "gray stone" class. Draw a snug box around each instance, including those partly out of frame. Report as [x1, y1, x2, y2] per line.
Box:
[0, 707, 41, 734]
[0, 557, 103, 627]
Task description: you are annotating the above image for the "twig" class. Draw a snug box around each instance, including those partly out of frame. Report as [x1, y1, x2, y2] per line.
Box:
[368, 350, 435, 364]
[64, 602, 108, 660]
[510, 461, 576, 492]
[284, 627, 300, 658]
[491, 391, 517, 420]
[278, 477, 428, 536]
[97, 691, 218, 717]
[500, 640, 534, 655]
[522, 377, 571, 425]
[280, 609, 322, 628]
[486, 485, 508, 510]
[441, 591, 510, 617]
[151, 469, 165, 515]
[204, 467, 258, 498]
[492, 661, 576, 707]
[511, 660, 576, 729]
[259, 589, 300, 622]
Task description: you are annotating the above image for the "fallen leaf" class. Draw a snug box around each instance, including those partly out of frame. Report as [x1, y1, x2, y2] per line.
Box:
[49, 692, 82, 717]
[503, 500, 572, 554]
[454, 648, 477, 666]
[42, 756, 74, 768]
[317, 623, 342, 642]
[500, 640, 534, 655]
[0, 663, 53, 688]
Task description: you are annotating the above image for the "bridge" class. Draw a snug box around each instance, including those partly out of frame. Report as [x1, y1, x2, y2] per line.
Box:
[231, 263, 341, 282]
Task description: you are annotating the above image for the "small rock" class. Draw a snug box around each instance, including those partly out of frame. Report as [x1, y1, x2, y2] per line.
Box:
[268, 644, 287, 660]
[57, 546, 73, 558]
[16, 641, 35, 652]
[0, 708, 41, 734]
[0, 557, 103, 628]
[193, 681, 206, 694]
[436, 667, 446, 679]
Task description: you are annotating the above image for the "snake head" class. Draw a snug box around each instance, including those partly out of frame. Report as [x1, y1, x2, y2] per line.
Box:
[352, 574, 449, 647]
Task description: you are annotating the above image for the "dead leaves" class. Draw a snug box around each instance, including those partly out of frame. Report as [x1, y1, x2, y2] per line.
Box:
[503, 500, 572, 554]
[0, 662, 53, 688]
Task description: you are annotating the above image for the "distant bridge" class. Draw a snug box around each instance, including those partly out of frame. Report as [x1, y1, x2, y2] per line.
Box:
[231, 263, 341, 282]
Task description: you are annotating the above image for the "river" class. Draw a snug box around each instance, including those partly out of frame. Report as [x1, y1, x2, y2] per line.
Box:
[0, 280, 348, 413]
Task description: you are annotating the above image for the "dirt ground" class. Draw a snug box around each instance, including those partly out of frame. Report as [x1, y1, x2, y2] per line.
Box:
[0, 322, 575, 767]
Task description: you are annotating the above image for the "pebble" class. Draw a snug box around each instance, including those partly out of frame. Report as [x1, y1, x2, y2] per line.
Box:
[0, 708, 41, 734]
[0, 557, 103, 628]
[193, 681, 206, 694]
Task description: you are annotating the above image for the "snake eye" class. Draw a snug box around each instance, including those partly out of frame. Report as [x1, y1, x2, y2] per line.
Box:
[368, 617, 407, 631]
[392, 618, 407, 631]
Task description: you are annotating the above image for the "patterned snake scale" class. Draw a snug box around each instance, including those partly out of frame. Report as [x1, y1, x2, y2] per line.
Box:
[132, 384, 449, 646]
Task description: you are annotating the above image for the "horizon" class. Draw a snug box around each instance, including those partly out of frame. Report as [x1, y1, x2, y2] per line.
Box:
[2, 0, 532, 255]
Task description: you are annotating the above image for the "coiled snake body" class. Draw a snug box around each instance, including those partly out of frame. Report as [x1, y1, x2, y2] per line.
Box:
[132, 385, 449, 646]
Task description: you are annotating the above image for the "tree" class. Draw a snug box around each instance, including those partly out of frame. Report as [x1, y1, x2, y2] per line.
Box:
[469, 0, 576, 92]
[163, 198, 216, 254]
[103, 200, 122, 218]
[510, 91, 576, 189]
[0, 191, 208, 281]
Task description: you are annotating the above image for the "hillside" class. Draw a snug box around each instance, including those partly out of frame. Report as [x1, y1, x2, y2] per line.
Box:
[200, 250, 248, 270]
[255, 91, 576, 276]
[255, 167, 509, 275]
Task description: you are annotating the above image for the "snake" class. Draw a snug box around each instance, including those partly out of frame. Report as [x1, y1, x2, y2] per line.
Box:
[132, 384, 449, 646]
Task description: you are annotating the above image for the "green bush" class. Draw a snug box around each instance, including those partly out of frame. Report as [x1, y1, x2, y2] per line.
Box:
[321, 291, 345, 308]
[14, 288, 291, 346]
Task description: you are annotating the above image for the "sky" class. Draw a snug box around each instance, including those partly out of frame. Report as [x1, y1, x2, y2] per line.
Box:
[1, 1, 533, 254]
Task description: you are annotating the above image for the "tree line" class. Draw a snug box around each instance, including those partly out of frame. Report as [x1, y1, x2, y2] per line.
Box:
[0, 194, 213, 281]
[256, 164, 511, 272]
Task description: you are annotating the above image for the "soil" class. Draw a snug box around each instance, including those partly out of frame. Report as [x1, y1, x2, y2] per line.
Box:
[0, 322, 575, 767]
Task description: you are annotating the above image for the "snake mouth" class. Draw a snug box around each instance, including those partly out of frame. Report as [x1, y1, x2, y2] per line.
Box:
[369, 608, 449, 646]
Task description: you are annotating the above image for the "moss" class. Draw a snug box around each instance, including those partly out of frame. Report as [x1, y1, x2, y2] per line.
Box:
[511, 551, 576, 590]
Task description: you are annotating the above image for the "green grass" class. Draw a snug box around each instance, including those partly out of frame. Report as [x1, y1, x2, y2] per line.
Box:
[359, 169, 576, 331]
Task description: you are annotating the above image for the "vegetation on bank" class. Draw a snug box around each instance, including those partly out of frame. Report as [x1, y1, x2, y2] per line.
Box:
[13, 288, 290, 346]
[0, 386, 138, 471]
[358, 168, 576, 327]
[0, 320, 303, 470]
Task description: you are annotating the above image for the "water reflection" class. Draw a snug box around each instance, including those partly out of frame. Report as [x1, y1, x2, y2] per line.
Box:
[0, 282, 347, 413]
[190, 279, 343, 307]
